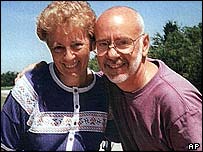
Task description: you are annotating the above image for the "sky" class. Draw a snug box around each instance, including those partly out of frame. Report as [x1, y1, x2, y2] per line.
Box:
[1, 1, 202, 73]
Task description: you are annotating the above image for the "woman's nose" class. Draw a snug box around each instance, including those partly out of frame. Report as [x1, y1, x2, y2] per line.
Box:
[63, 49, 76, 61]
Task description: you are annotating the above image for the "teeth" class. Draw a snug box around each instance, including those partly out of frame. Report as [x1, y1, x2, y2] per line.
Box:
[64, 61, 78, 68]
[108, 64, 123, 69]
[107, 59, 125, 69]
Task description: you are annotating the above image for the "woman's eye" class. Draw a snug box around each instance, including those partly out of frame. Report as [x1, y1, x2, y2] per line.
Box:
[53, 46, 65, 53]
[71, 43, 84, 50]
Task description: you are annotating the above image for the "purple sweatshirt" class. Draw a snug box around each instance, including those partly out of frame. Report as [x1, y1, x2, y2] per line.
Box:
[105, 58, 202, 151]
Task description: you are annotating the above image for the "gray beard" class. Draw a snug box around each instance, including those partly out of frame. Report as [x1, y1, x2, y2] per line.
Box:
[108, 47, 142, 84]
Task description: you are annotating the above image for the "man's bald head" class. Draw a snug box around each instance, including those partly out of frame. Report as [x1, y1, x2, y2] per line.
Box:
[95, 6, 145, 37]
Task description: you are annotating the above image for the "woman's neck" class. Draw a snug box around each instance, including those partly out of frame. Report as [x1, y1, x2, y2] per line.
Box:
[55, 67, 93, 87]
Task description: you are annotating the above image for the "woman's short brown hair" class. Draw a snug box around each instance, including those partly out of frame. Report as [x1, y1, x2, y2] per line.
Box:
[36, 1, 96, 42]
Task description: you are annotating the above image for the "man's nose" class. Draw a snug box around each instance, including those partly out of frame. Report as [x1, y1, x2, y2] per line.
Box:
[107, 45, 120, 58]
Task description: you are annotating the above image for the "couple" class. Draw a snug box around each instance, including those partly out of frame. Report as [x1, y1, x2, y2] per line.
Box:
[1, 1, 202, 151]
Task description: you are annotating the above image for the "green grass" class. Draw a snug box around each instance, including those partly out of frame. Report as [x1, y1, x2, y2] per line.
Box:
[1, 87, 12, 109]
[1, 86, 13, 90]
[1, 95, 6, 109]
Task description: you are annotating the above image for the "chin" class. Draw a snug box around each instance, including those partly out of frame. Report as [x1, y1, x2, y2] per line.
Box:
[107, 73, 128, 84]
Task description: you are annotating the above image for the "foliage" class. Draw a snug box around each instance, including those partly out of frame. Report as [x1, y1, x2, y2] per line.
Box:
[149, 21, 202, 93]
[1, 71, 18, 87]
[88, 57, 100, 72]
[163, 20, 179, 43]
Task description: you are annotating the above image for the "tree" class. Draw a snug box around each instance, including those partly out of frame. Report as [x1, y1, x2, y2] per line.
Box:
[88, 56, 100, 72]
[163, 20, 179, 43]
[1, 71, 18, 87]
[149, 21, 202, 93]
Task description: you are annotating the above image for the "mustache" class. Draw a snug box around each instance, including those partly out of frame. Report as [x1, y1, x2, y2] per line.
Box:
[105, 57, 127, 65]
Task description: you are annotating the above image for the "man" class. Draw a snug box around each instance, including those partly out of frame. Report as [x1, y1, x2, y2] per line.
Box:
[13, 5, 202, 151]
[94, 6, 202, 151]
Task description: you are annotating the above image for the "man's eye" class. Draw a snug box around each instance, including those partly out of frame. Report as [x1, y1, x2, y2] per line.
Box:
[98, 41, 108, 47]
[116, 39, 131, 46]
[115, 39, 132, 49]
[53, 46, 65, 53]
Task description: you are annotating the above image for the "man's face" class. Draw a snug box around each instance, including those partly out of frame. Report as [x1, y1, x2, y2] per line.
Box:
[95, 15, 144, 84]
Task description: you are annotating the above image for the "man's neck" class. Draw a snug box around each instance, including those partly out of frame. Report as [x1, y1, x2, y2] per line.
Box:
[117, 61, 158, 92]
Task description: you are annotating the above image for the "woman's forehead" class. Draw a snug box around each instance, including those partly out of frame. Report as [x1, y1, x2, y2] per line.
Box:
[50, 25, 89, 40]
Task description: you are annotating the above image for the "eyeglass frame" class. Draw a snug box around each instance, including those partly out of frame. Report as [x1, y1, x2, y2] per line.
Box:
[95, 33, 145, 56]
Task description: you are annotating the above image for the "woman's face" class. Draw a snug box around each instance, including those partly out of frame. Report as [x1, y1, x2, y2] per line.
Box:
[47, 26, 91, 84]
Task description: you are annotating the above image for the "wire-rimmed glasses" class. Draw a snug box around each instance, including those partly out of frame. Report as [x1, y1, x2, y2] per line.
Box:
[96, 33, 145, 56]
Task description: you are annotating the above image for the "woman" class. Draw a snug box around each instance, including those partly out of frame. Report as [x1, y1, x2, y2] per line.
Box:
[1, 1, 110, 151]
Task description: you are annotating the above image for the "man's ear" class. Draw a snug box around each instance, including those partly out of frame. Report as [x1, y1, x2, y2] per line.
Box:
[142, 34, 150, 57]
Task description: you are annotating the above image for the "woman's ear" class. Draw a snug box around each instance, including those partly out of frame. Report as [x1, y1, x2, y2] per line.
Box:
[142, 34, 150, 57]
